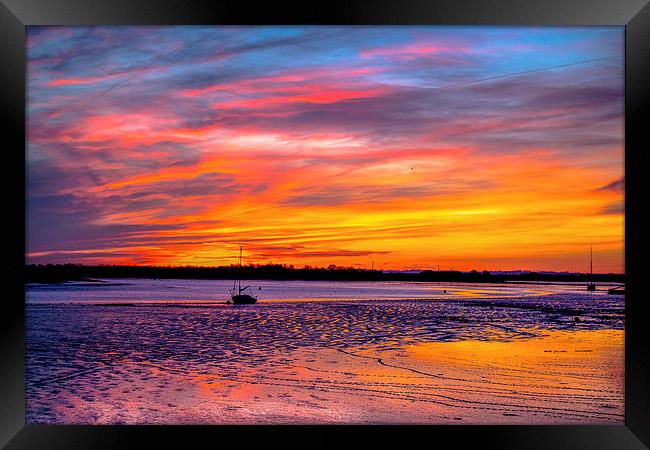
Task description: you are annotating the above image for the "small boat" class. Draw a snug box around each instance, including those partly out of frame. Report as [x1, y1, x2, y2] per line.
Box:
[231, 291, 257, 304]
[586, 245, 596, 291]
[230, 246, 257, 305]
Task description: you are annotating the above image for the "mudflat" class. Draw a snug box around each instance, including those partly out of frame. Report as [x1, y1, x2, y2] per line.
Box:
[26, 280, 624, 424]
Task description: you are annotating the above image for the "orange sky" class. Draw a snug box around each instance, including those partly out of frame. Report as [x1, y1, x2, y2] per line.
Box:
[26, 26, 624, 272]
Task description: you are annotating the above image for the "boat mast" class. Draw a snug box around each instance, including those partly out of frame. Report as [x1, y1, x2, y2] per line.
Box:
[590, 245, 593, 277]
[238, 245, 242, 294]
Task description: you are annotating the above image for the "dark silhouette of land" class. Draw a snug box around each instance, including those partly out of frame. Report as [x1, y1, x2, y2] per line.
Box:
[25, 263, 625, 284]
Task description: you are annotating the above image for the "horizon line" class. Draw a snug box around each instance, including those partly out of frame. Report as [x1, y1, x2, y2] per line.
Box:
[25, 262, 625, 276]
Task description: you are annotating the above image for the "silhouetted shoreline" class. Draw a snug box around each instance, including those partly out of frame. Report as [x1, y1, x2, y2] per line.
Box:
[25, 263, 625, 284]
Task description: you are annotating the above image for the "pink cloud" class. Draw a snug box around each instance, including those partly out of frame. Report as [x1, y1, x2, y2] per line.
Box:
[360, 40, 472, 60]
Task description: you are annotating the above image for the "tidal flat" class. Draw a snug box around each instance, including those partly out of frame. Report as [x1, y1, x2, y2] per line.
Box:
[26, 279, 624, 424]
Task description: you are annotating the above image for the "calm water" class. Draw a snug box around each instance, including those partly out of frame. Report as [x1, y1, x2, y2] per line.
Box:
[25, 278, 622, 304]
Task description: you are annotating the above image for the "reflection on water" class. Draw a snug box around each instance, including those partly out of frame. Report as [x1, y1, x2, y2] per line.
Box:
[26, 280, 624, 424]
[26, 278, 599, 304]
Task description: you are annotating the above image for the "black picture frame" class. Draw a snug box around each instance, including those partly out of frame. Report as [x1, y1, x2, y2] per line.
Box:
[1, 0, 648, 448]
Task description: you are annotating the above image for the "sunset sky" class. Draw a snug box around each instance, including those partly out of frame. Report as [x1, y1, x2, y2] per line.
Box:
[26, 26, 624, 272]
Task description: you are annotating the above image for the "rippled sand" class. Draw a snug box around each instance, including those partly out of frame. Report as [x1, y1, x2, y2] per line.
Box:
[26, 291, 624, 424]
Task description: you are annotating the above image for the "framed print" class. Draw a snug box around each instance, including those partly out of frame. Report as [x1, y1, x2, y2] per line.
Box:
[1, 0, 649, 448]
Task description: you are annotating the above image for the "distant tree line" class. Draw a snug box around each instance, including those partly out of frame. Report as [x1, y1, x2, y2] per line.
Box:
[24, 263, 625, 284]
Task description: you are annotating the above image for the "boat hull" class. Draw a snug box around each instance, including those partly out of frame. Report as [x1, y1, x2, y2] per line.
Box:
[231, 294, 257, 304]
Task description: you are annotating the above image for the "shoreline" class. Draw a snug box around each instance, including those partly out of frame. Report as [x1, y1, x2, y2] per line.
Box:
[25, 264, 625, 285]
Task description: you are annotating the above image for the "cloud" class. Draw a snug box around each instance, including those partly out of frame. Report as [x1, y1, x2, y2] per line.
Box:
[281, 182, 493, 207]
[596, 177, 624, 192]
[293, 250, 391, 258]
[25, 26, 625, 271]
[600, 201, 624, 215]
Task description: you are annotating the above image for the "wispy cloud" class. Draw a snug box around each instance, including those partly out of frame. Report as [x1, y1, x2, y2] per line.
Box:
[596, 177, 624, 192]
[26, 26, 624, 272]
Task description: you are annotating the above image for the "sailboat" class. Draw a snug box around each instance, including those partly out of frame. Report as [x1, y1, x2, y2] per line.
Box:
[587, 245, 596, 291]
[230, 246, 257, 305]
